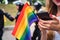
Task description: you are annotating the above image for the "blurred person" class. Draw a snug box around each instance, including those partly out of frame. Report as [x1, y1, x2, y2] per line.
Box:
[38, 0, 60, 40]
[31, 1, 42, 40]
[14, 2, 24, 40]
[15, 2, 24, 20]
[0, 9, 14, 40]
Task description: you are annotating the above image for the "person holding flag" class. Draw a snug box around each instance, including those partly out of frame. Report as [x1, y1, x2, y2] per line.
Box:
[12, 2, 38, 40]
[14, 2, 24, 40]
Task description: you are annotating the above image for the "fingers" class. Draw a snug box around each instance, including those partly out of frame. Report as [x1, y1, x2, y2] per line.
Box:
[50, 15, 59, 22]
[51, 15, 59, 24]
[39, 15, 59, 24]
[38, 15, 59, 31]
[38, 21, 50, 30]
[39, 19, 52, 24]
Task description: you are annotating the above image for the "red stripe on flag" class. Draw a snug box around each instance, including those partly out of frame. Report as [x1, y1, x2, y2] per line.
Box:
[12, 3, 29, 36]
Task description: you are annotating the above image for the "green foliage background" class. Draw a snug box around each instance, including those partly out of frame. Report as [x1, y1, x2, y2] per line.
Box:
[27, 0, 45, 6]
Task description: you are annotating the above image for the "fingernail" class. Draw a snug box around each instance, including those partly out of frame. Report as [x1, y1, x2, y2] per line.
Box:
[52, 15, 55, 17]
[49, 14, 52, 17]
[50, 14, 55, 18]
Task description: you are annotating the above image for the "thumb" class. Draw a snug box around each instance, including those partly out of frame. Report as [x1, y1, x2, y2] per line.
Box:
[50, 15, 59, 24]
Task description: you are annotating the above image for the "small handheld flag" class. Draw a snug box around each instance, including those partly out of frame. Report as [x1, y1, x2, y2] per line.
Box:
[12, 3, 38, 40]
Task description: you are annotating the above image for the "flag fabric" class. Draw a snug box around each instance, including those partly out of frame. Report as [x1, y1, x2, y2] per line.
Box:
[12, 3, 38, 40]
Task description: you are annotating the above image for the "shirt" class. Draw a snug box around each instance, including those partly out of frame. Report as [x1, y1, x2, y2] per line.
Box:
[54, 16, 60, 40]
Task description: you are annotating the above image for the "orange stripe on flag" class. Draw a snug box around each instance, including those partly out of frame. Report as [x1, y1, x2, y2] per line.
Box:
[12, 3, 28, 36]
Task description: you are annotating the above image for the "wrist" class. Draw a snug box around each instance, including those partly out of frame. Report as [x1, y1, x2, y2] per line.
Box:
[41, 30, 47, 34]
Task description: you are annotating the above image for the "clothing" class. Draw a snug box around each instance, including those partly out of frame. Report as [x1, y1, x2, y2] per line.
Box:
[0, 10, 14, 40]
[57, 16, 60, 20]
[54, 31, 60, 40]
[31, 21, 41, 40]
[32, 9, 48, 40]
[0, 12, 14, 29]
[53, 16, 60, 40]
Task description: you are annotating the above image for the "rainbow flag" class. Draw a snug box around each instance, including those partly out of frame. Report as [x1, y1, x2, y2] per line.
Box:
[12, 3, 38, 40]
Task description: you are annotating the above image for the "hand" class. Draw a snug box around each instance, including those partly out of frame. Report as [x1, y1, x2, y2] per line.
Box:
[38, 15, 60, 31]
[2, 9, 6, 13]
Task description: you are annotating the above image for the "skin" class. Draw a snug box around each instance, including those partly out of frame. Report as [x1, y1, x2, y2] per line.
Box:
[38, 0, 60, 40]
[38, 15, 60, 31]
[53, 0, 60, 6]
[38, 15, 60, 40]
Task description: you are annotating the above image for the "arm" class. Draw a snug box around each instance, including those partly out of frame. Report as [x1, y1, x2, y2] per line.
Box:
[38, 21, 47, 40]
[4, 12, 14, 21]
[41, 31, 47, 40]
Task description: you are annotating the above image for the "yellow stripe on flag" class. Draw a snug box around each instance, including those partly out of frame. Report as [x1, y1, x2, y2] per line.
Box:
[15, 14, 27, 39]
